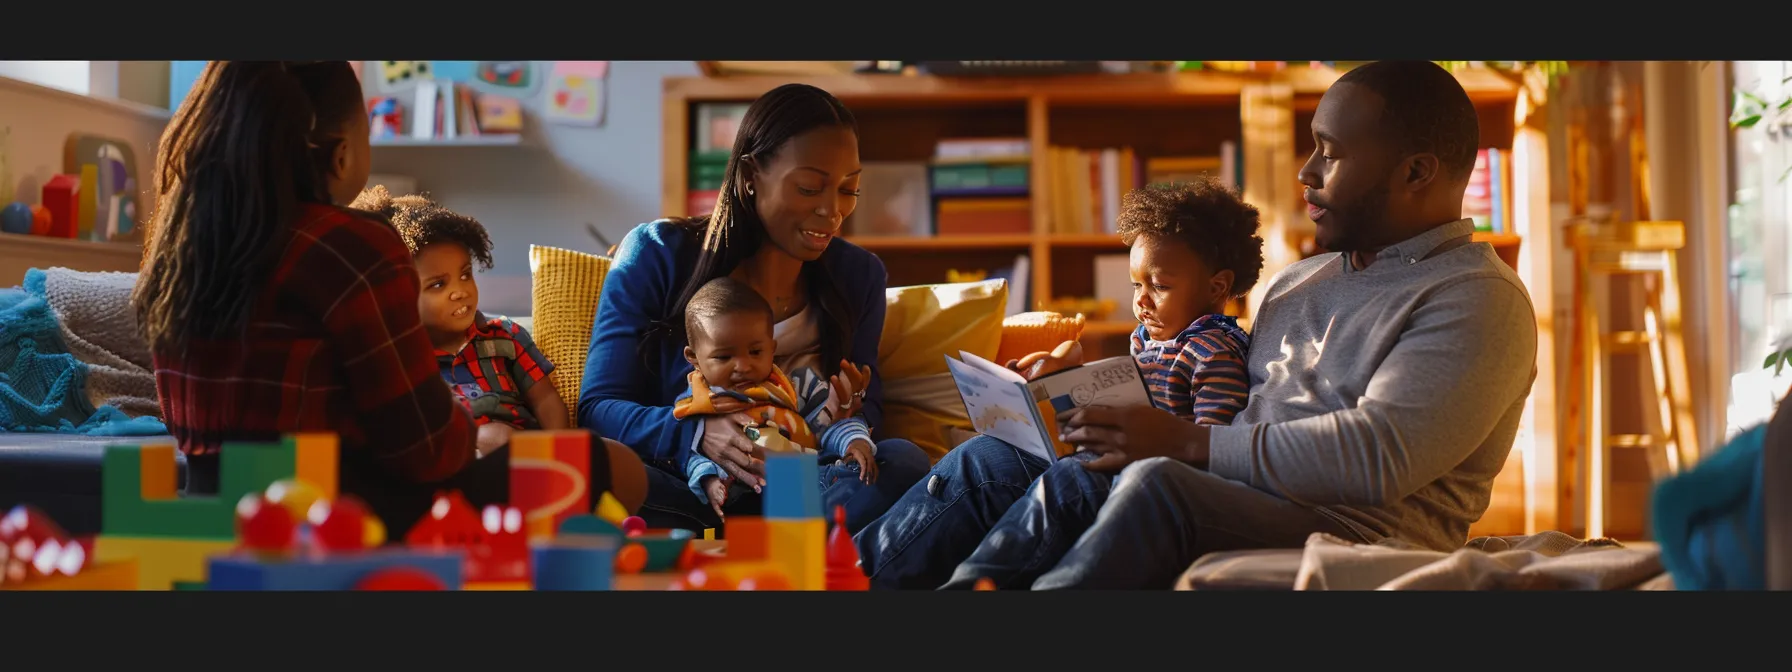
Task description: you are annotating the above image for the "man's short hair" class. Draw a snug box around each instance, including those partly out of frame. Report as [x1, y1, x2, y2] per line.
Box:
[1335, 61, 1482, 181]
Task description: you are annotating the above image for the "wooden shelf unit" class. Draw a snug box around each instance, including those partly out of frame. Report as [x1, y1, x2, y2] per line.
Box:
[660, 68, 1528, 356]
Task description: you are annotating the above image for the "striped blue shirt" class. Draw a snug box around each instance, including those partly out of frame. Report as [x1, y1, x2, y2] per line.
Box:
[1129, 314, 1251, 425]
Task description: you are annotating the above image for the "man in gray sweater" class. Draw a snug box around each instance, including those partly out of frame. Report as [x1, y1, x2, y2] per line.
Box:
[854, 60, 1539, 590]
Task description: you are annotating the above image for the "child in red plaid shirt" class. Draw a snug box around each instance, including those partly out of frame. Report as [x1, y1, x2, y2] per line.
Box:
[351, 187, 571, 456]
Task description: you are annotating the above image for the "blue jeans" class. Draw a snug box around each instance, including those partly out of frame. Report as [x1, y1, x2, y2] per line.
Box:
[940, 450, 1113, 589]
[857, 436, 1371, 590]
[853, 435, 1051, 590]
[636, 438, 931, 536]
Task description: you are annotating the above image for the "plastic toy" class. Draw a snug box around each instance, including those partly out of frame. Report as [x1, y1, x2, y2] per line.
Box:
[825, 505, 868, 591]
[404, 491, 528, 584]
[0, 504, 137, 591]
[208, 549, 462, 590]
[621, 515, 647, 537]
[974, 577, 996, 591]
[672, 451, 829, 590]
[95, 434, 339, 590]
[594, 491, 629, 526]
[508, 430, 593, 540]
[532, 536, 616, 591]
[1, 202, 30, 235]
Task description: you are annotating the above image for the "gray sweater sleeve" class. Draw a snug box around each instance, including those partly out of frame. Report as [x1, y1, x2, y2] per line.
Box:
[1206, 275, 1537, 507]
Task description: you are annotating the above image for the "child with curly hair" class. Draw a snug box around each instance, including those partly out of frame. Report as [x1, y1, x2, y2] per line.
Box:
[1118, 176, 1264, 427]
[350, 186, 570, 455]
[936, 174, 1266, 589]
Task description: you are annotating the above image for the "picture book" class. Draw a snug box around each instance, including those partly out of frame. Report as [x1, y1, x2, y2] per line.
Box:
[945, 350, 1153, 463]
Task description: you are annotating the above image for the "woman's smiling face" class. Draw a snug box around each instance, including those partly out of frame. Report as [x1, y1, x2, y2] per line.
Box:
[746, 125, 862, 261]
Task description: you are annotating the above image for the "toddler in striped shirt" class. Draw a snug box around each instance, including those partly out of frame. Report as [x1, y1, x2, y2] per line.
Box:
[1119, 177, 1264, 426]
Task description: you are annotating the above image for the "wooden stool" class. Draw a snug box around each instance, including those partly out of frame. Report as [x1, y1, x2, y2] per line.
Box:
[1564, 219, 1701, 540]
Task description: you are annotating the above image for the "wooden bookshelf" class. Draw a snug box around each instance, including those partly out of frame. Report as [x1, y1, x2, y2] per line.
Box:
[660, 67, 1530, 358]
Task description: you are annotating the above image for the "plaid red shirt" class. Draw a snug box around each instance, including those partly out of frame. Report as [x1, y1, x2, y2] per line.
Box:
[435, 313, 553, 429]
[151, 203, 476, 482]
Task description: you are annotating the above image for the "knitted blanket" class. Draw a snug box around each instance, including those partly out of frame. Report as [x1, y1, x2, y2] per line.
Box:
[1, 269, 163, 435]
[31, 268, 160, 418]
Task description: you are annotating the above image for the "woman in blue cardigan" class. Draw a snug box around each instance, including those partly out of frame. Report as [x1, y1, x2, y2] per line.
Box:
[578, 84, 930, 535]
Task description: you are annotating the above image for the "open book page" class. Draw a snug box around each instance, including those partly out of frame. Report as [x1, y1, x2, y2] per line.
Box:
[1025, 354, 1154, 458]
[945, 353, 1054, 462]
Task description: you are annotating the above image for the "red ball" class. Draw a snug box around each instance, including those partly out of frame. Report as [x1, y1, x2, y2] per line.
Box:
[235, 494, 296, 552]
[620, 516, 647, 538]
[310, 496, 372, 552]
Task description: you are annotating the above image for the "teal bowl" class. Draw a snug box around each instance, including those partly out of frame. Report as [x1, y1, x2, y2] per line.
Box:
[631, 528, 695, 571]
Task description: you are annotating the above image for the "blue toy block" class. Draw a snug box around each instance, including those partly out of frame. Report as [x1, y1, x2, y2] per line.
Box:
[207, 549, 464, 591]
[532, 537, 616, 591]
[763, 452, 822, 520]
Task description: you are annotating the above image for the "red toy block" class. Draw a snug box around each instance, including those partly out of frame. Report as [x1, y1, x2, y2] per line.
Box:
[508, 430, 592, 540]
[40, 174, 79, 239]
[405, 491, 528, 583]
[0, 504, 84, 584]
[825, 505, 867, 591]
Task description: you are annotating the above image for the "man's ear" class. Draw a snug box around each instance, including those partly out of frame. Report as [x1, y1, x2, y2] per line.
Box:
[1209, 269, 1236, 301]
[1403, 153, 1440, 193]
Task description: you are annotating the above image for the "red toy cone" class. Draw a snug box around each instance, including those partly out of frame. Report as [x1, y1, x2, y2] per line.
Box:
[825, 505, 868, 591]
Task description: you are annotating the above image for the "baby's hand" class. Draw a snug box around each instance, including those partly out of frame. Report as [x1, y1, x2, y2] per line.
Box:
[844, 440, 878, 484]
[825, 359, 873, 421]
[701, 475, 729, 519]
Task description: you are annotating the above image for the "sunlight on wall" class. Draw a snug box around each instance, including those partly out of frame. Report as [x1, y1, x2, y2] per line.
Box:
[0, 61, 90, 95]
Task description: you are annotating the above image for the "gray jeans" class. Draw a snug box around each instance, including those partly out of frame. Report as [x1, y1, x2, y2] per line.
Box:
[976, 456, 1373, 590]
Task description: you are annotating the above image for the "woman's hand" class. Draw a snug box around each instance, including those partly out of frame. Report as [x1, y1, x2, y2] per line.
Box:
[1058, 405, 1209, 473]
[1006, 340, 1086, 381]
[700, 412, 767, 491]
[826, 359, 873, 420]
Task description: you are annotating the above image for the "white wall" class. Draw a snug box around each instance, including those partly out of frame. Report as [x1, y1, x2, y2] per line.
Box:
[0, 61, 91, 95]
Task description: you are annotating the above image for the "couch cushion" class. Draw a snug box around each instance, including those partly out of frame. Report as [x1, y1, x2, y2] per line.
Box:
[996, 311, 1089, 365]
[528, 245, 612, 416]
[874, 279, 1008, 462]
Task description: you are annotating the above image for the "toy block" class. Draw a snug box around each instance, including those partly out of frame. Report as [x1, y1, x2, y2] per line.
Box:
[509, 430, 592, 540]
[464, 580, 531, 591]
[207, 549, 463, 590]
[532, 536, 616, 591]
[594, 491, 629, 526]
[0, 559, 137, 591]
[763, 452, 821, 520]
[676, 560, 786, 590]
[103, 437, 337, 539]
[93, 535, 236, 590]
[724, 516, 768, 561]
[703, 528, 715, 540]
[290, 433, 340, 499]
[767, 518, 826, 591]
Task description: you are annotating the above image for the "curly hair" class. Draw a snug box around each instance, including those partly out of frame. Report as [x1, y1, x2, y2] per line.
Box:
[349, 185, 494, 269]
[1115, 176, 1265, 298]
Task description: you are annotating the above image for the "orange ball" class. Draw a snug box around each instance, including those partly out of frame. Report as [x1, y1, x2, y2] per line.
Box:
[614, 542, 648, 574]
[28, 205, 51, 236]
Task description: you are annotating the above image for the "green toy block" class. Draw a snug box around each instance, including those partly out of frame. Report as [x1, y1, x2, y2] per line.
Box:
[102, 441, 298, 538]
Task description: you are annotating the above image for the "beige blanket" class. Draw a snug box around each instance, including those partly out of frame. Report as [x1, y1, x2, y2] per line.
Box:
[1181, 531, 1673, 591]
[39, 268, 160, 418]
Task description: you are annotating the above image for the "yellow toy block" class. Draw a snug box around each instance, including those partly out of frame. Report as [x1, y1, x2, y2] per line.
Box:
[0, 559, 139, 591]
[93, 536, 236, 590]
[594, 492, 629, 527]
[766, 518, 825, 591]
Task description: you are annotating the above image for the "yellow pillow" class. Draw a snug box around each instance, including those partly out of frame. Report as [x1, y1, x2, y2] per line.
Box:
[528, 245, 612, 416]
[873, 279, 1008, 463]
